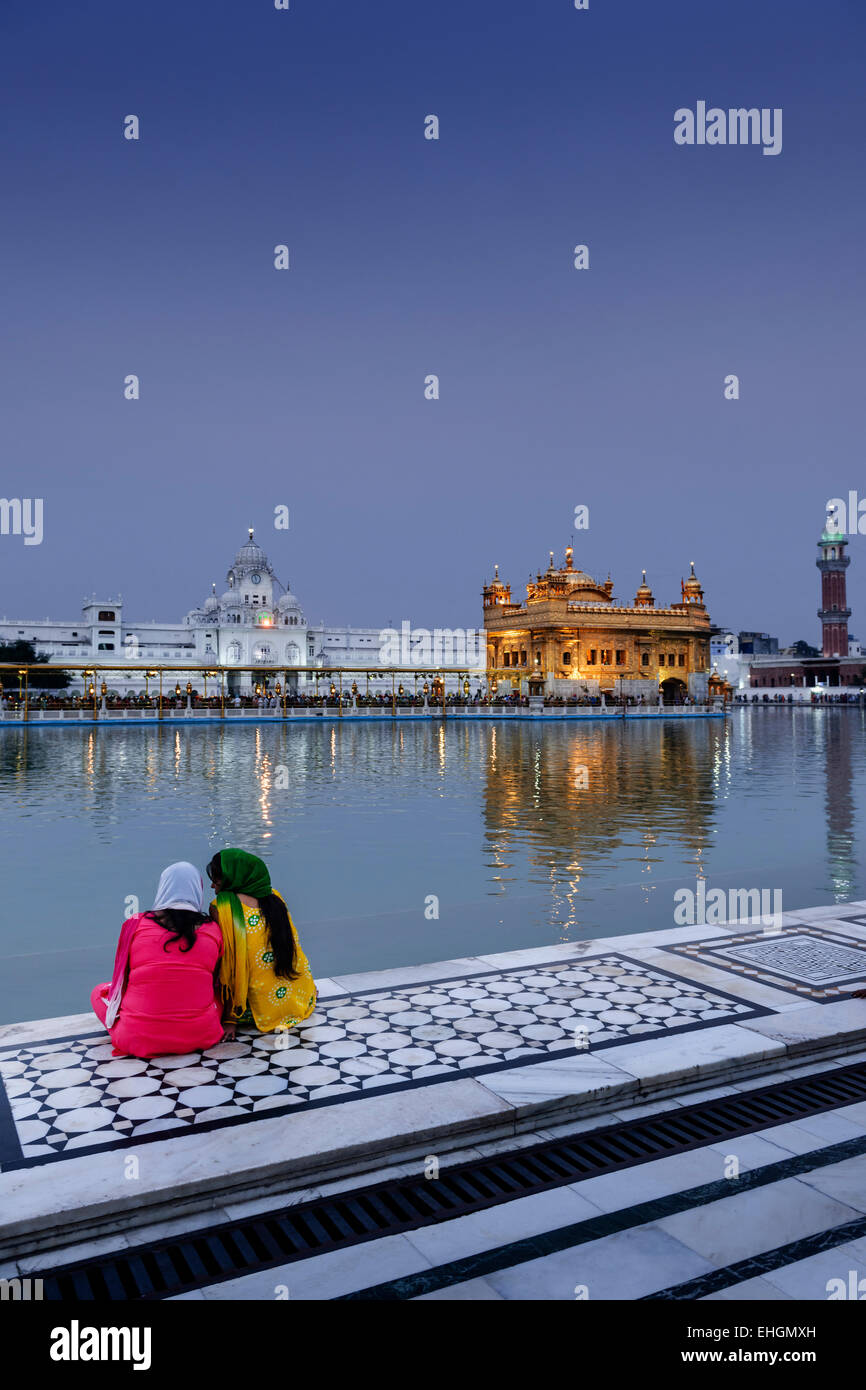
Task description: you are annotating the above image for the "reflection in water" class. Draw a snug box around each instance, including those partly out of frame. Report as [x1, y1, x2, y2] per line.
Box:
[481, 721, 722, 937]
[824, 712, 856, 900]
[0, 710, 864, 1021]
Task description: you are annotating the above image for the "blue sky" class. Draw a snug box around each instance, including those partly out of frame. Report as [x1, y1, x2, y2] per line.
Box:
[2, 0, 864, 640]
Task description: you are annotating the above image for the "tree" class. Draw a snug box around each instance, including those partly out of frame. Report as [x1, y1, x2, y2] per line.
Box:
[0, 640, 72, 690]
[791, 639, 820, 658]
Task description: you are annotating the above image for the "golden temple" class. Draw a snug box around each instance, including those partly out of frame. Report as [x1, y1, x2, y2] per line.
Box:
[483, 547, 712, 700]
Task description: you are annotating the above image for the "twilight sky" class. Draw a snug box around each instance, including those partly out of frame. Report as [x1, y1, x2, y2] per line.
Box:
[1, 0, 864, 641]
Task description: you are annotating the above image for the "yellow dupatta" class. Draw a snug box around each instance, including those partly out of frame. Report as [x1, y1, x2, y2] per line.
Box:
[214, 889, 315, 1030]
[214, 890, 250, 1022]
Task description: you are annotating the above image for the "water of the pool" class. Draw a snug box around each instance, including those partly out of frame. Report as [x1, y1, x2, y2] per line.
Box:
[0, 708, 861, 1024]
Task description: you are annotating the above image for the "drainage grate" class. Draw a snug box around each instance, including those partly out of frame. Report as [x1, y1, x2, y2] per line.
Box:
[39, 1059, 866, 1300]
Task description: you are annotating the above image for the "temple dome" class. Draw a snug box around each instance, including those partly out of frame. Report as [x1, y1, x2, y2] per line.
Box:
[231, 528, 272, 576]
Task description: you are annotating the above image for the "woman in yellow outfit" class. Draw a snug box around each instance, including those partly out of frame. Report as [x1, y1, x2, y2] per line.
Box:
[207, 848, 317, 1037]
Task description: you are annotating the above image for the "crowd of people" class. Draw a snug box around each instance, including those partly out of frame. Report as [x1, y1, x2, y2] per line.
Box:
[1, 688, 720, 713]
[733, 691, 865, 705]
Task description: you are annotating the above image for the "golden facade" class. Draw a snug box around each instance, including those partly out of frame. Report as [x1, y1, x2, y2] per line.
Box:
[483, 547, 712, 696]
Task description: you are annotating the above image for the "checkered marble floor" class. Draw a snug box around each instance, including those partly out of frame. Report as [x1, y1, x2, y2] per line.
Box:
[666, 924, 866, 1001]
[0, 952, 769, 1170]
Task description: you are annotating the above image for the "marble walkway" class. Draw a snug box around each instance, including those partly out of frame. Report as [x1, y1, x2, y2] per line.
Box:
[2, 903, 866, 1262]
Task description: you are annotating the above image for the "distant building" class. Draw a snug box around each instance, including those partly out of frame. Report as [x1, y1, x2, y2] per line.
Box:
[0, 529, 473, 694]
[483, 547, 712, 701]
[709, 629, 749, 691]
[738, 631, 778, 655]
[749, 510, 866, 692]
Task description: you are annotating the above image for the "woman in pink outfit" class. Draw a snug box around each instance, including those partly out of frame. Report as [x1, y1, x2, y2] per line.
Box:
[91, 862, 224, 1058]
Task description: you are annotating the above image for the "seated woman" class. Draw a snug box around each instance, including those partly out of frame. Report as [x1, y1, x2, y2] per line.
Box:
[91, 862, 224, 1058]
[207, 848, 316, 1037]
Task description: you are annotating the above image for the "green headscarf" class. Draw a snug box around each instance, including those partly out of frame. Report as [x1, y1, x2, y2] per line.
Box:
[213, 849, 273, 1020]
[217, 848, 272, 898]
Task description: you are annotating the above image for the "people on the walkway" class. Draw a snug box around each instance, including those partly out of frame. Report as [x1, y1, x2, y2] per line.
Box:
[90, 862, 224, 1058]
[208, 847, 317, 1038]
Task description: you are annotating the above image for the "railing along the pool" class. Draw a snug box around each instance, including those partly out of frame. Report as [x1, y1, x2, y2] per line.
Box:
[0, 701, 728, 724]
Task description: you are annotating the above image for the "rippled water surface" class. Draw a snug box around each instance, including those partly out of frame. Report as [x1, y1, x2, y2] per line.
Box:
[1, 709, 863, 1023]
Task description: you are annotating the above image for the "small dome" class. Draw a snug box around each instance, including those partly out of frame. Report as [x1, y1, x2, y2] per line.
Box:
[221, 588, 241, 607]
[277, 590, 301, 613]
[635, 569, 654, 605]
[683, 561, 702, 591]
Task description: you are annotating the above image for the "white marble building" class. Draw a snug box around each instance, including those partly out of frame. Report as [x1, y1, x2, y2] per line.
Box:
[0, 530, 472, 694]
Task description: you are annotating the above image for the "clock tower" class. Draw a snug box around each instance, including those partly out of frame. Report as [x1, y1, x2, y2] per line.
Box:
[817, 506, 851, 658]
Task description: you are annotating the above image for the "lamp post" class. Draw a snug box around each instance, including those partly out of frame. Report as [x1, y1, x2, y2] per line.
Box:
[351, 680, 358, 711]
[423, 680, 429, 711]
[101, 680, 107, 714]
[186, 680, 193, 713]
[19, 667, 29, 721]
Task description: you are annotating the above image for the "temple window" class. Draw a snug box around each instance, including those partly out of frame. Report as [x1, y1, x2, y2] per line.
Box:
[504, 652, 510, 667]
[678, 654, 685, 667]
[600, 650, 611, 665]
[587, 649, 596, 665]
[615, 650, 625, 665]
[520, 650, 527, 665]
[659, 654, 666, 666]
[563, 652, 571, 665]
[641, 652, 649, 666]
[668, 653, 675, 664]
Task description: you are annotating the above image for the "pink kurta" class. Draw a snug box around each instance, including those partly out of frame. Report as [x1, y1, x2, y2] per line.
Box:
[91, 914, 224, 1058]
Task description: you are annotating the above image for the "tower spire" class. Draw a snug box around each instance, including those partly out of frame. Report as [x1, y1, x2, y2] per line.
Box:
[817, 506, 851, 657]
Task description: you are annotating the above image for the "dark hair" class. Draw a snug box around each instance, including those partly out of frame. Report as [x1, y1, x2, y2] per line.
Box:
[206, 852, 297, 980]
[147, 908, 212, 953]
[259, 894, 298, 980]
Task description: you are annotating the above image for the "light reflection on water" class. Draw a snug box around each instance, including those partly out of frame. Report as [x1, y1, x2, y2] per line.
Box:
[0, 708, 862, 1023]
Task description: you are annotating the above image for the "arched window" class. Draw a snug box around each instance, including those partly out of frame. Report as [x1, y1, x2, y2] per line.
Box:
[226, 641, 242, 664]
[253, 643, 274, 664]
[285, 642, 300, 665]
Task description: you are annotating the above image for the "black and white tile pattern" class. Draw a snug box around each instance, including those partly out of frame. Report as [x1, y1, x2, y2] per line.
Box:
[0, 952, 769, 1170]
[665, 925, 866, 1000]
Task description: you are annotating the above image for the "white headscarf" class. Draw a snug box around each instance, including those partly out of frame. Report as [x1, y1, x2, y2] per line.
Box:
[104, 862, 206, 1029]
[152, 861, 205, 914]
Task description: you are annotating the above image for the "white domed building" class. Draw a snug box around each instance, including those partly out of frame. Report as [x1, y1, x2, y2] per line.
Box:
[183, 529, 313, 685]
[0, 528, 473, 696]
